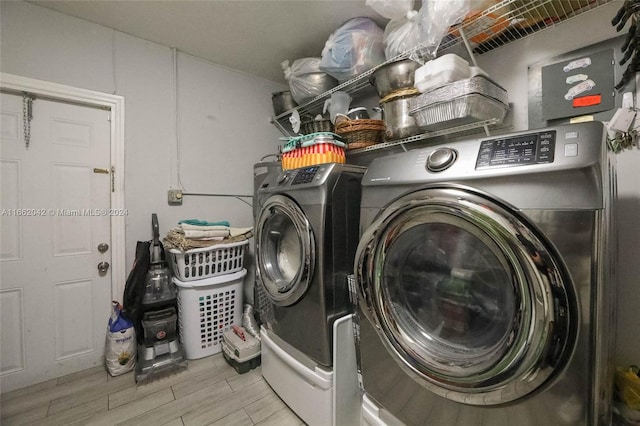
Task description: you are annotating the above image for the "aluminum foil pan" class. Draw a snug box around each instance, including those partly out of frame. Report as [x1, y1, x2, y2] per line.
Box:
[410, 93, 509, 131]
[410, 75, 508, 111]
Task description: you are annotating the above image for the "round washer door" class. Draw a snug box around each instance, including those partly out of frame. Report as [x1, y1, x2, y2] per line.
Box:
[355, 185, 576, 405]
[256, 194, 315, 306]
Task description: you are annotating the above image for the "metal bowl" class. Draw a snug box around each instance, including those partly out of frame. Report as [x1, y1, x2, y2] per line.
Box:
[347, 107, 370, 120]
[381, 96, 421, 140]
[272, 91, 297, 116]
[290, 72, 338, 105]
[301, 118, 333, 134]
[370, 59, 421, 98]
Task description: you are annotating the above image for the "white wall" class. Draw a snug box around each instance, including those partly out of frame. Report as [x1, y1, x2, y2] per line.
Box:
[476, 2, 640, 366]
[1, 1, 285, 301]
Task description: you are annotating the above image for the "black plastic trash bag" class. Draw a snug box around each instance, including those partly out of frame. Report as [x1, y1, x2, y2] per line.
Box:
[122, 240, 151, 344]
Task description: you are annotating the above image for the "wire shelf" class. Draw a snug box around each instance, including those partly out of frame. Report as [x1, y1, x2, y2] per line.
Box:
[271, 0, 615, 152]
[345, 119, 502, 155]
[441, 0, 615, 54]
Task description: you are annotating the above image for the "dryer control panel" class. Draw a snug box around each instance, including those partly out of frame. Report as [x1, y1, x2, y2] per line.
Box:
[274, 165, 327, 187]
[476, 130, 556, 169]
[291, 166, 320, 185]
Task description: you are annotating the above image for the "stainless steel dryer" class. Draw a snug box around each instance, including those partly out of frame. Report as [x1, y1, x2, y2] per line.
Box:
[256, 162, 365, 365]
[253, 160, 281, 220]
[355, 122, 617, 426]
[255, 163, 365, 426]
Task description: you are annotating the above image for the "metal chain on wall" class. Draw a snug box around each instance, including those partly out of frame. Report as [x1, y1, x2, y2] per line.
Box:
[22, 92, 34, 149]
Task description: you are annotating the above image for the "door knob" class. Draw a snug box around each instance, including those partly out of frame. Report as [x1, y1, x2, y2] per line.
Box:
[98, 261, 110, 275]
[98, 243, 109, 253]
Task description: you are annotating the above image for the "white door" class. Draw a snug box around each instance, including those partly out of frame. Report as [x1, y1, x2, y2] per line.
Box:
[1, 92, 112, 393]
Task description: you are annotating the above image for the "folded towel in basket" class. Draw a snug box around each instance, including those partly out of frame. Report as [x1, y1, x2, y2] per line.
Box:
[178, 219, 231, 227]
[178, 224, 229, 232]
[163, 227, 253, 251]
[179, 223, 230, 239]
[230, 227, 253, 237]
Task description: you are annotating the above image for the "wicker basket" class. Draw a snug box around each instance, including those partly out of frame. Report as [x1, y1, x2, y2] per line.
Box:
[301, 119, 333, 134]
[335, 119, 385, 149]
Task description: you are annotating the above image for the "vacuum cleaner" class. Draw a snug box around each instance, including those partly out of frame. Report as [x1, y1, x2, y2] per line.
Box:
[134, 214, 186, 384]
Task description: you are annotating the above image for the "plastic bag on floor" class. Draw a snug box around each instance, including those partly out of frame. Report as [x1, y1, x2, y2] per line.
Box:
[105, 301, 136, 376]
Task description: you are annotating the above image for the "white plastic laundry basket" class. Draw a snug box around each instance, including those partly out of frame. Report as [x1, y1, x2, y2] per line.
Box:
[174, 269, 246, 359]
[168, 240, 248, 282]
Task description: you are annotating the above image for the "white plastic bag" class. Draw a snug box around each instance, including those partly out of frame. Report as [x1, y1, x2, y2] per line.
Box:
[384, 10, 422, 60]
[282, 58, 338, 104]
[105, 301, 136, 377]
[320, 17, 386, 82]
[412, 0, 471, 62]
[366, 0, 414, 20]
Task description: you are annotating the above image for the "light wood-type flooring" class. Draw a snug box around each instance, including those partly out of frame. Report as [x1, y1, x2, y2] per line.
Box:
[0, 353, 305, 426]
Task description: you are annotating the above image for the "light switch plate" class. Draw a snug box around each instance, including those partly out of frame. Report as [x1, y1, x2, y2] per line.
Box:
[168, 188, 183, 205]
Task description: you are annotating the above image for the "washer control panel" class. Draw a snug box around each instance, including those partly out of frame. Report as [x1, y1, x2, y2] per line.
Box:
[476, 130, 556, 169]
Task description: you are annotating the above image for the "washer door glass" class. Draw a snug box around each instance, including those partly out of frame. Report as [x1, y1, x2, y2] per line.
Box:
[256, 195, 314, 306]
[384, 218, 515, 369]
[356, 185, 576, 405]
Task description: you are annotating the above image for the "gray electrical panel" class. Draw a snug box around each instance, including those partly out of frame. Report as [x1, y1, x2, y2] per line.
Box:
[528, 36, 632, 129]
[541, 48, 614, 121]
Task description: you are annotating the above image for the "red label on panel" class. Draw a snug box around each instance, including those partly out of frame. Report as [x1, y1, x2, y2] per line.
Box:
[573, 95, 602, 107]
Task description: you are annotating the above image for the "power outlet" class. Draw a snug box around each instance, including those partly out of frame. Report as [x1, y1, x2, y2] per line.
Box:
[168, 188, 183, 205]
